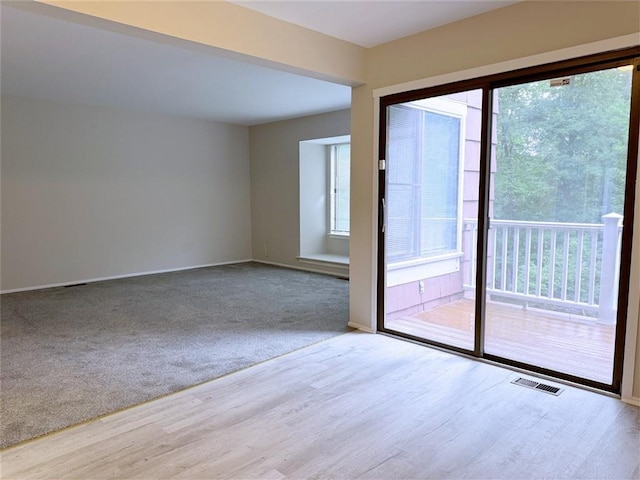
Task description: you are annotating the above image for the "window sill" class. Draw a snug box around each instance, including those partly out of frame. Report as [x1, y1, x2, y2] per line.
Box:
[386, 253, 461, 287]
[388, 252, 462, 270]
[328, 233, 350, 240]
[297, 254, 349, 270]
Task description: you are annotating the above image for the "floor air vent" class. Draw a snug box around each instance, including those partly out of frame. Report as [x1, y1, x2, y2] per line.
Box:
[511, 377, 563, 396]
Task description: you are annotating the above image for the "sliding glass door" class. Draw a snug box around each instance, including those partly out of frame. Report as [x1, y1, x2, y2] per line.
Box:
[382, 90, 481, 351]
[484, 67, 633, 384]
[378, 50, 639, 392]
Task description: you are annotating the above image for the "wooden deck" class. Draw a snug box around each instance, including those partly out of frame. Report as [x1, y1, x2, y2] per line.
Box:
[386, 298, 616, 384]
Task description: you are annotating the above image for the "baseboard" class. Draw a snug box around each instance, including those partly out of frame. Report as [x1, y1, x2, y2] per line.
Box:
[621, 396, 640, 407]
[348, 321, 376, 333]
[0, 259, 254, 294]
[1, 258, 347, 294]
[253, 259, 349, 279]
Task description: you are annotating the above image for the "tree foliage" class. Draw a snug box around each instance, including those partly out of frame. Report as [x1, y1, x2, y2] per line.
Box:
[494, 68, 633, 223]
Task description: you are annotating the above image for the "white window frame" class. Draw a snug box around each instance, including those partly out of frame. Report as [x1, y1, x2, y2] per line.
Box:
[328, 142, 350, 237]
[387, 97, 467, 286]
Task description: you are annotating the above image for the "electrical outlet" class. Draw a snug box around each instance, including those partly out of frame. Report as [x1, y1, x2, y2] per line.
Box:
[418, 280, 425, 294]
[264, 242, 269, 257]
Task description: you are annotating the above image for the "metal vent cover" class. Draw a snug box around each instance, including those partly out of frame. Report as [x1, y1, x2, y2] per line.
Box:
[511, 377, 563, 396]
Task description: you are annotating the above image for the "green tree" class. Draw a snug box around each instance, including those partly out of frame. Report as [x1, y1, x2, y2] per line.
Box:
[494, 67, 632, 223]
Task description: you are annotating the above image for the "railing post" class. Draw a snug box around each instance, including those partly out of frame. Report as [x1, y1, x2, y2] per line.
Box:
[598, 213, 623, 324]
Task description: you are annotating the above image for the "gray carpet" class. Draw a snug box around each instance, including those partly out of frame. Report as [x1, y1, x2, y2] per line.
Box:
[0, 262, 349, 449]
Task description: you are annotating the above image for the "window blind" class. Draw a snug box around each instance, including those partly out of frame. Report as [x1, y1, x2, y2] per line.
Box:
[386, 103, 461, 263]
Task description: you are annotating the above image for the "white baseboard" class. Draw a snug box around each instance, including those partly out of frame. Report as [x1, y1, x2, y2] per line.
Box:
[0, 259, 253, 294]
[621, 396, 640, 407]
[253, 259, 349, 279]
[1, 258, 347, 294]
[348, 321, 376, 333]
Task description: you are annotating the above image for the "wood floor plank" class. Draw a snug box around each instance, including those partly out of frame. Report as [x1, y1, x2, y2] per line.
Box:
[574, 404, 640, 479]
[1, 332, 638, 479]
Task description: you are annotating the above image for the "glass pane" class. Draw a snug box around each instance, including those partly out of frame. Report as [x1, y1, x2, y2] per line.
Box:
[485, 67, 633, 383]
[333, 144, 350, 233]
[384, 90, 483, 351]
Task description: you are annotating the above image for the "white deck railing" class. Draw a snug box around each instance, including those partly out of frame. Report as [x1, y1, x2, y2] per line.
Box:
[463, 214, 623, 323]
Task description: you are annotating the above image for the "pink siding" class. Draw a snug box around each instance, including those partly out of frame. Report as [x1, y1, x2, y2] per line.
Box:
[386, 271, 464, 320]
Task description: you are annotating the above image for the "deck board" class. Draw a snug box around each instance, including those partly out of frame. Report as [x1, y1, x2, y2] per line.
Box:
[386, 298, 615, 383]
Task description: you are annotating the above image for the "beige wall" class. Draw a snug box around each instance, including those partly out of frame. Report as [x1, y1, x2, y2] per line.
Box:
[249, 109, 350, 276]
[366, 1, 640, 90]
[628, 159, 640, 400]
[636, 295, 640, 398]
[1, 95, 252, 291]
[349, 1, 640, 396]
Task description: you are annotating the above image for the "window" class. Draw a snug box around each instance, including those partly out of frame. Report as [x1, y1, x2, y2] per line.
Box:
[298, 135, 349, 268]
[387, 99, 465, 264]
[329, 143, 350, 236]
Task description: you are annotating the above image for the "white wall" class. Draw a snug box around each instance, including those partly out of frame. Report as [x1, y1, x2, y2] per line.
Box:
[249, 109, 350, 275]
[1, 95, 252, 291]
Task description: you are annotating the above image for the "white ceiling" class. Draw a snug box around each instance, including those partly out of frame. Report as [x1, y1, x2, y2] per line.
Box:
[231, 1, 518, 48]
[1, 1, 517, 125]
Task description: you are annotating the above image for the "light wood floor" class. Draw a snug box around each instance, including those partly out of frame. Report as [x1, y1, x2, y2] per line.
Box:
[387, 299, 616, 383]
[1, 332, 638, 480]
